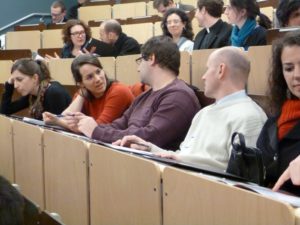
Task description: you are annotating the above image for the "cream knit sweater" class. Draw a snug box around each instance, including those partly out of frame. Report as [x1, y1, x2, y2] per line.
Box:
[150, 95, 267, 170]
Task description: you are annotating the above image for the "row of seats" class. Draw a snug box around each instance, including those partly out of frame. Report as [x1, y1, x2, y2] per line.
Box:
[6, 20, 194, 51]
[0, 46, 271, 97]
[0, 115, 298, 225]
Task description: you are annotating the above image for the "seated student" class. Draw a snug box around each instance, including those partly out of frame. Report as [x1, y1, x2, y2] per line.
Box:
[193, 0, 232, 50]
[67, 0, 90, 20]
[72, 36, 200, 149]
[276, 0, 300, 27]
[0, 58, 71, 120]
[162, 8, 194, 52]
[50, 0, 67, 24]
[153, 0, 195, 15]
[115, 46, 267, 170]
[0, 176, 24, 225]
[224, 0, 271, 50]
[99, 19, 141, 57]
[43, 54, 134, 130]
[57, 19, 116, 58]
[257, 31, 300, 196]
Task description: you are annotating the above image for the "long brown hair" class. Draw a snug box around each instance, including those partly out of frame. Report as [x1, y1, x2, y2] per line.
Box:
[11, 58, 51, 119]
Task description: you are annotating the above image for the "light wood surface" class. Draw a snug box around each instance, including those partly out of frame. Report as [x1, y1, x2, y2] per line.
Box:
[98, 56, 116, 79]
[163, 166, 296, 225]
[0, 115, 14, 182]
[0, 60, 13, 83]
[112, 2, 147, 19]
[79, 5, 112, 24]
[43, 130, 89, 225]
[48, 58, 74, 85]
[13, 120, 44, 209]
[122, 22, 153, 44]
[89, 144, 162, 225]
[191, 49, 215, 91]
[154, 21, 162, 36]
[42, 29, 63, 49]
[247, 45, 272, 96]
[6, 30, 41, 52]
[116, 54, 140, 85]
[179, 51, 191, 84]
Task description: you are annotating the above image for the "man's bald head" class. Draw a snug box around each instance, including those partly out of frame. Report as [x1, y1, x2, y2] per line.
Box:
[99, 19, 122, 44]
[211, 46, 250, 85]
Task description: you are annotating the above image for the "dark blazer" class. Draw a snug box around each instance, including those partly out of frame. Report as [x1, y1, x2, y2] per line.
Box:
[257, 116, 300, 196]
[193, 19, 232, 50]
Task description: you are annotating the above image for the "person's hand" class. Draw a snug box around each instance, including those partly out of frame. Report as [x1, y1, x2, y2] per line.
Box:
[112, 135, 151, 151]
[43, 111, 59, 124]
[45, 52, 60, 61]
[62, 112, 80, 133]
[74, 112, 98, 138]
[273, 155, 300, 191]
[154, 152, 179, 160]
[7, 76, 15, 85]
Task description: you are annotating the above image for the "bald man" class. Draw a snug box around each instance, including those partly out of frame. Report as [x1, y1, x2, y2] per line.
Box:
[99, 19, 140, 57]
[115, 46, 267, 170]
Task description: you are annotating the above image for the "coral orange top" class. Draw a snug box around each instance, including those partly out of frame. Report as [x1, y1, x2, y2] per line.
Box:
[80, 82, 134, 124]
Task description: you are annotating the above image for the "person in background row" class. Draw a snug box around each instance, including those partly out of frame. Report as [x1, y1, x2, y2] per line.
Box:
[68, 0, 90, 20]
[224, 0, 271, 50]
[115, 47, 267, 170]
[59, 19, 93, 58]
[72, 36, 200, 149]
[43, 54, 134, 131]
[276, 0, 300, 27]
[153, 0, 195, 15]
[0, 176, 24, 225]
[257, 31, 300, 196]
[0, 58, 71, 120]
[194, 0, 232, 50]
[50, 0, 67, 24]
[99, 19, 140, 57]
[162, 8, 194, 52]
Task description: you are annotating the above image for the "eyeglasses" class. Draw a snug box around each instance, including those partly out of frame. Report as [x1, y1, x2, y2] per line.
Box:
[166, 19, 182, 26]
[135, 55, 148, 65]
[70, 30, 86, 37]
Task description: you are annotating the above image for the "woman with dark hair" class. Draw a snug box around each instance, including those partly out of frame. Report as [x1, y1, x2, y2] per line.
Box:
[224, 0, 271, 50]
[161, 8, 194, 52]
[60, 19, 93, 58]
[257, 31, 300, 196]
[0, 58, 71, 119]
[276, 0, 300, 27]
[43, 54, 134, 131]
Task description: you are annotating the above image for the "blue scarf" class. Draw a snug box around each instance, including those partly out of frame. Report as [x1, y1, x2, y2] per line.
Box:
[231, 18, 256, 49]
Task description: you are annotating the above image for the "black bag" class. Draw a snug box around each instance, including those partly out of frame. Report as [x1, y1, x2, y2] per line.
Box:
[226, 132, 265, 185]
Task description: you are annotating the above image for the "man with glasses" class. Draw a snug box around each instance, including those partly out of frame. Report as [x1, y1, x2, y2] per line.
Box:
[75, 36, 200, 149]
[99, 19, 140, 57]
[50, 0, 67, 24]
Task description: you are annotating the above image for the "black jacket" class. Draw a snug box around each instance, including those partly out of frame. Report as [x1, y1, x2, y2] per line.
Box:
[193, 19, 232, 50]
[257, 116, 300, 196]
[113, 33, 140, 57]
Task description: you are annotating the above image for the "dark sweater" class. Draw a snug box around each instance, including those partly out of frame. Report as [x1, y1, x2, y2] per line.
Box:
[91, 79, 200, 149]
[0, 81, 71, 119]
[113, 32, 140, 57]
